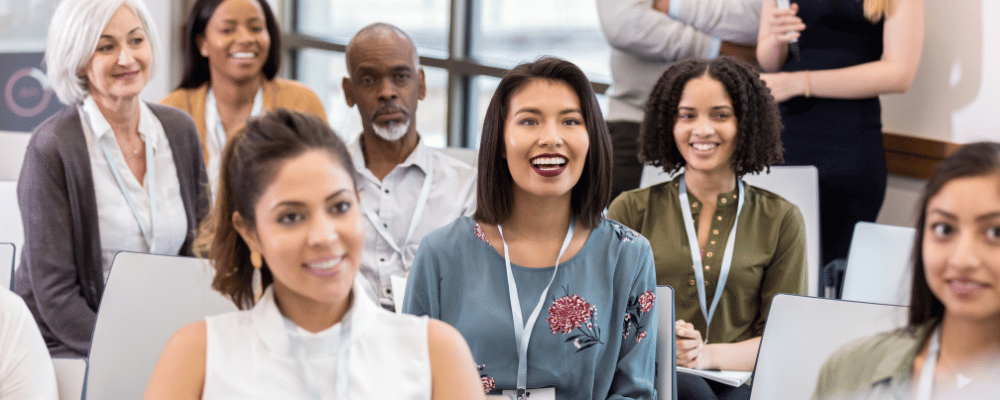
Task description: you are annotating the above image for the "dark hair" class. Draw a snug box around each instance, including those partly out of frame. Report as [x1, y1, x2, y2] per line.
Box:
[198, 109, 357, 309]
[909, 141, 1000, 326]
[474, 57, 612, 229]
[639, 56, 784, 176]
[177, 0, 282, 89]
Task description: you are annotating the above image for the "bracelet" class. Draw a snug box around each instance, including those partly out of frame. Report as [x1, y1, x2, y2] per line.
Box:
[804, 70, 812, 98]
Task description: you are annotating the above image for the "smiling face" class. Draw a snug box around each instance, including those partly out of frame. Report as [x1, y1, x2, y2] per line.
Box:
[234, 150, 364, 308]
[922, 174, 1000, 323]
[197, 0, 270, 84]
[343, 31, 425, 142]
[503, 79, 589, 201]
[85, 5, 151, 103]
[673, 74, 738, 178]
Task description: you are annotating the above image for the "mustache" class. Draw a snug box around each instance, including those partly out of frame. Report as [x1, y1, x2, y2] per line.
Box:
[370, 103, 410, 120]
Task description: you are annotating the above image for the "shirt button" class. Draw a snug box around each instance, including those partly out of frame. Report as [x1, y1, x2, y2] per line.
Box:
[721, 198, 727, 204]
[380, 258, 386, 262]
[711, 240, 716, 245]
[705, 265, 711, 270]
[383, 223, 388, 228]
[733, 194, 738, 199]
[717, 216, 722, 221]
[706, 252, 713, 258]
[385, 288, 392, 294]
[384, 189, 390, 194]
[712, 229, 719, 235]
[692, 202, 698, 207]
[689, 279, 695, 286]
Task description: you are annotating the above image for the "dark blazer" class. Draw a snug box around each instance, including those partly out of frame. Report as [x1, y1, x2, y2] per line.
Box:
[13, 103, 209, 357]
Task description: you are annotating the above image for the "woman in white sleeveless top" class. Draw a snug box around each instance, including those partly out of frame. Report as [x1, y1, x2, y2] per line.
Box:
[144, 110, 484, 399]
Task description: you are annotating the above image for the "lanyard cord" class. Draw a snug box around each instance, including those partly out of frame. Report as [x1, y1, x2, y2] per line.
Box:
[499, 217, 575, 400]
[283, 301, 353, 400]
[362, 160, 434, 257]
[205, 86, 264, 155]
[678, 176, 744, 342]
[99, 134, 157, 249]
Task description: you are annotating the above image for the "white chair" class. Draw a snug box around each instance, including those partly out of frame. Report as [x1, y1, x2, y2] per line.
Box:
[0, 131, 31, 181]
[85, 252, 237, 400]
[656, 285, 677, 400]
[0, 180, 23, 273]
[841, 222, 917, 306]
[52, 357, 87, 400]
[1, 242, 13, 290]
[437, 146, 478, 167]
[640, 165, 822, 297]
[749, 294, 908, 400]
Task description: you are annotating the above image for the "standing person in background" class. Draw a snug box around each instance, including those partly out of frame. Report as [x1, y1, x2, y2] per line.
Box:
[404, 57, 658, 399]
[16, 0, 208, 357]
[813, 142, 1000, 399]
[342, 23, 476, 311]
[608, 57, 807, 400]
[597, 0, 761, 200]
[757, 0, 923, 266]
[162, 0, 326, 194]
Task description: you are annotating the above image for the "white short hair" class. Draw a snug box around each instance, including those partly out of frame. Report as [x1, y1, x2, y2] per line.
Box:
[45, 0, 161, 105]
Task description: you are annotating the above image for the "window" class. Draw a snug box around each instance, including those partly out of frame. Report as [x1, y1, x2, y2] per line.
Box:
[287, 0, 611, 149]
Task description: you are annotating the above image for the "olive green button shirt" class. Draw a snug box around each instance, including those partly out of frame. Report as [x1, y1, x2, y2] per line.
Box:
[607, 175, 807, 344]
[812, 321, 937, 400]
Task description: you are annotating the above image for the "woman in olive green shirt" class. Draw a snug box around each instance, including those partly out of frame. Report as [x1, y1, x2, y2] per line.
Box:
[607, 57, 807, 400]
[813, 142, 1000, 400]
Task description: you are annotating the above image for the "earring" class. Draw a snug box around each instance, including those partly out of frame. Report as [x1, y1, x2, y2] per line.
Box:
[250, 251, 263, 303]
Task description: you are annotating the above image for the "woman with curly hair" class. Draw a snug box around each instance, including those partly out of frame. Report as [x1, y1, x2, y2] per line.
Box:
[607, 56, 807, 400]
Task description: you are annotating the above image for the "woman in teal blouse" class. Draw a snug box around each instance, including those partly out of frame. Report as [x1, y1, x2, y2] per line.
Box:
[403, 57, 658, 399]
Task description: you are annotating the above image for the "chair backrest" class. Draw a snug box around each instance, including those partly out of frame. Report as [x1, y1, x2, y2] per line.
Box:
[437, 146, 478, 167]
[0, 180, 23, 273]
[749, 294, 908, 400]
[656, 285, 677, 400]
[640, 165, 822, 297]
[85, 252, 237, 399]
[0, 243, 13, 290]
[0, 131, 31, 181]
[841, 222, 917, 306]
[52, 357, 87, 400]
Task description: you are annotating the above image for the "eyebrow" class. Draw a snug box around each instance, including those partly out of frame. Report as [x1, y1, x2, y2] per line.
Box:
[100, 27, 143, 40]
[270, 189, 351, 211]
[927, 209, 1000, 222]
[513, 107, 582, 116]
[678, 105, 733, 111]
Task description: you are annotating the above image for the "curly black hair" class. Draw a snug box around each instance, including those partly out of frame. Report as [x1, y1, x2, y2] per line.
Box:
[639, 56, 784, 176]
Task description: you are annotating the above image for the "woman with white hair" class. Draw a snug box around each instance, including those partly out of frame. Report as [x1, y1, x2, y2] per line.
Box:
[13, 0, 209, 357]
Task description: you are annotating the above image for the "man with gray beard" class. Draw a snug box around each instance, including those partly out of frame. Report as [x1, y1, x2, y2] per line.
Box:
[343, 23, 476, 311]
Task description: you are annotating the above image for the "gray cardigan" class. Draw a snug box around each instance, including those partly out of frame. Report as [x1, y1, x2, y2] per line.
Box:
[13, 103, 209, 357]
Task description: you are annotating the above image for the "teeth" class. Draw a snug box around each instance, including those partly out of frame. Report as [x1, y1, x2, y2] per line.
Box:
[692, 143, 718, 151]
[532, 157, 567, 167]
[307, 257, 343, 270]
[952, 280, 985, 290]
[232, 52, 255, 59]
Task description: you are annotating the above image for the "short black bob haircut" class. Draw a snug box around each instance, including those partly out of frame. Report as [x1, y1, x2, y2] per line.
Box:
[474, 57, 613, 230]
[908, 141, 1000, 327]
[639, 56, 783, 177]
[177, 0, 282, 89]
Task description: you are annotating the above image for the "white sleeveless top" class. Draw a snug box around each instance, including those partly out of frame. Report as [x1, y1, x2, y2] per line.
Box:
[203, 283, 432, 399]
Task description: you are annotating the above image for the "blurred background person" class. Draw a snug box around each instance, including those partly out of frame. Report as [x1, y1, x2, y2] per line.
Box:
[162, 0, 326, 194]
[597, 0, 761, 200]
[404, 57, 658, 399]
[0, 288, 57, 400]
[608, 56, 806, 400]
[145, 110, 484, 400]
[814, 142, 1000, 399]
[15, 0, 208, 357]
[757, 0, 924, 269]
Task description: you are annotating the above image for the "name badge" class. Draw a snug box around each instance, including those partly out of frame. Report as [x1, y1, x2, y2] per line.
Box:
[501, 387, 556, 400]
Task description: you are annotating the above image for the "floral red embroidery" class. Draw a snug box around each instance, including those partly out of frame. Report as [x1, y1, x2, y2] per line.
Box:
[638, 290, 655, 313]
[547, 294, 593, 334]
[473, 222, 490, 244]
[481, 376, 496, 393]
[636, 331, 647, 344]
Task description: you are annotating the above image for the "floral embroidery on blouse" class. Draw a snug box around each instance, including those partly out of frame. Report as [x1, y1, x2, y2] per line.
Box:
[611, 220, 639, 243]
[623, 289, 655, 343]
[473, 222, 490, 244]
[477, 364, 495, 393]
[546, 286, 603, 352]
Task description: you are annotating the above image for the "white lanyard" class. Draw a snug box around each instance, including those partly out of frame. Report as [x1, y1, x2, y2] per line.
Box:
[282, 304, 352, 400]
[678, 176, 745, 341]
[362, 160, 434, 257]
[99, 133, 157, 249]
[205, 86, 263, 155]
[499, 217, 575, 400]
[914, 326, 941, 400]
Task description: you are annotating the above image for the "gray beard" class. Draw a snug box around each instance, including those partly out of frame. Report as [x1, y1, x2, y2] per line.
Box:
[372, 120, 410, 142]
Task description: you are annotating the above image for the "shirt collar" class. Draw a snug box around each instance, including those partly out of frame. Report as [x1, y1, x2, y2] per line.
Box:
[867, 320, 939, 391]
[670, 174, 743, 209]
[81, 96, 159, 150]
[348, 134, 431, 181]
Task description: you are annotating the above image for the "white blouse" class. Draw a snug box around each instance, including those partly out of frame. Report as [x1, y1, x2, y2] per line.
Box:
[79, 97, 188, 281]
[203, 282, 432, 399]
